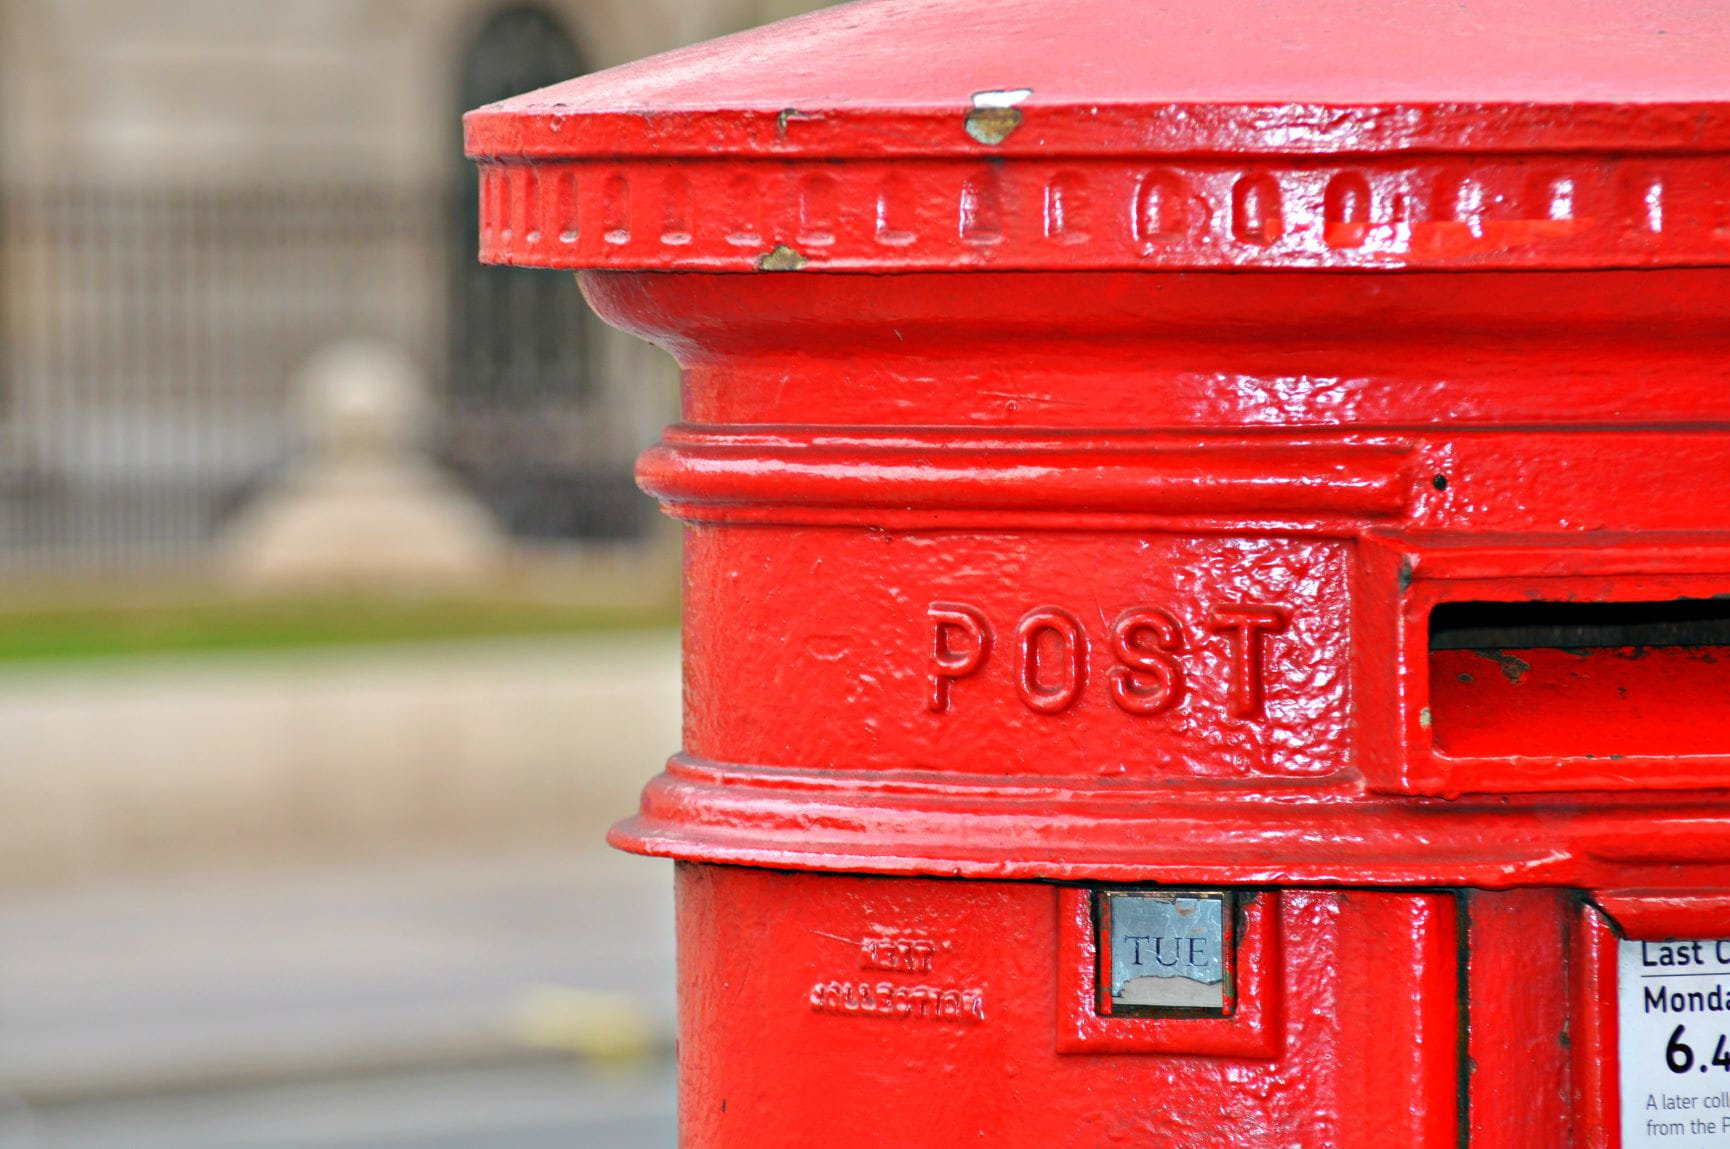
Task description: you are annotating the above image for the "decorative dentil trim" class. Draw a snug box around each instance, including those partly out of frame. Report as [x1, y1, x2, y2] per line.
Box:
[476, 153, 1730, 272]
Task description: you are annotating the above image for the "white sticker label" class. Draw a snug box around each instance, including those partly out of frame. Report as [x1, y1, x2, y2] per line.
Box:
[1619, 939, 1730, 1146]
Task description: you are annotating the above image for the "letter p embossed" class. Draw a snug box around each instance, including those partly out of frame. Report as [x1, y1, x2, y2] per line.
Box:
[928, 602, 992, 713]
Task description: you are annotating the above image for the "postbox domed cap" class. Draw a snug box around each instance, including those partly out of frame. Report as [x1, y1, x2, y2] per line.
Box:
[465, 0, 1730, 272]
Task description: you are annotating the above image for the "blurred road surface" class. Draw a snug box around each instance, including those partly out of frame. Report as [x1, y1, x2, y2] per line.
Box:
[5, 1062, 676, 1149]
[0, 849, 677, 1149]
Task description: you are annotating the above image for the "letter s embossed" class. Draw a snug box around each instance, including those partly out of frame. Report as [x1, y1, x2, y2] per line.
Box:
[1107, 606, 1186, 715]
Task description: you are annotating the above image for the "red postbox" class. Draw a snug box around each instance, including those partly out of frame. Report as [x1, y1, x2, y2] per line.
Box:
[466, 2, 1730, 1144]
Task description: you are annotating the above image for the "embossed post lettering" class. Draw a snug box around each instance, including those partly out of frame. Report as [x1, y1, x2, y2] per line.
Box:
[1015, 607, 1087, 714]
[1206, 604, 1291, 719]
[927, 602, 992, 713]
[927, 598, 1296, 719]
[1107, 607, 1186, 715]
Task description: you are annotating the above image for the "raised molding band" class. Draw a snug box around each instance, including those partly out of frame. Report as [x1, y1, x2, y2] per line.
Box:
[637, 425, 1414, 526]
[608, 754, 1730, 890]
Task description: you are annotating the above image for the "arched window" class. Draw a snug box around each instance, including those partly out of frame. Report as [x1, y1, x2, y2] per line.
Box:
[449, 8, 645, 541]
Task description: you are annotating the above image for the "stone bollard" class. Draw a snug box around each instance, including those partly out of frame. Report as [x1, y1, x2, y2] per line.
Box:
[223, 339, 505, 591]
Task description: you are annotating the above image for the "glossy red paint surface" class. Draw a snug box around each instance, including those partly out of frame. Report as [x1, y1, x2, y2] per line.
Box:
[678, 865, 1460, 1148]
[1055, 888, 1282, 1058]
[467, 0, 1730, 153]
[465, 1, 1730, 1143]
[1431, 645, 1730, 759]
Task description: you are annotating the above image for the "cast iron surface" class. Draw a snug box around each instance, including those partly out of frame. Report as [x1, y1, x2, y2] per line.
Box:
[466, 7, 1730, 1143]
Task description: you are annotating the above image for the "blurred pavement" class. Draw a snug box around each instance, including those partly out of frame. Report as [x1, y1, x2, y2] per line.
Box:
[0, 848, 677, 1148]
[7, 1060, 677, 1149]
[0, 631, 681, 881]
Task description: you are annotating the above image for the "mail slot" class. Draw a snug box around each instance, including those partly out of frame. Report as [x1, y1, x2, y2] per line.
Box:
[464, 0, 1730, 1145]
[1430, 598, 1730, 760]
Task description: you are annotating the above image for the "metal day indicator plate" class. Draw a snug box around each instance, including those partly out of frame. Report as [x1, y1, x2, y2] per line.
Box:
[1096, 889, 1234, 1017]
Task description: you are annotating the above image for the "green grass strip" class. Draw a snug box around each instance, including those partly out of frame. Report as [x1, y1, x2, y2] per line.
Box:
[0, 596, 675, 665]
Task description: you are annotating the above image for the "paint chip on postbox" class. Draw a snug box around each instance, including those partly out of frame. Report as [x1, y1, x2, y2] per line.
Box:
[1098, 890, 1232, 1015]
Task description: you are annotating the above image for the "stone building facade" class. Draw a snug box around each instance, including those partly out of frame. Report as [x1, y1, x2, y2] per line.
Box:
[0, 0, 828, 578]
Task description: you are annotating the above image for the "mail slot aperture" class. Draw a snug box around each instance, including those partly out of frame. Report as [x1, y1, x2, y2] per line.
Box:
[1428, 599, 1730, 760]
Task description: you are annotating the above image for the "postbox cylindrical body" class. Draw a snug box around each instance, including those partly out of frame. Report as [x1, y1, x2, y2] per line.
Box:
[467, 3, 1730, 1144]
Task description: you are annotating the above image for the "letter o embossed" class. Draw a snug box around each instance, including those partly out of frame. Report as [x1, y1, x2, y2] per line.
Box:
[1015, 606, 1086, 714]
